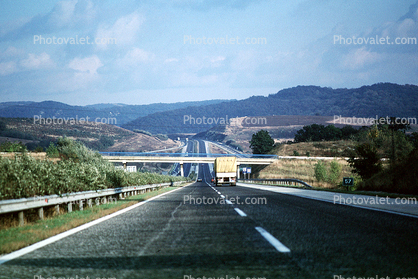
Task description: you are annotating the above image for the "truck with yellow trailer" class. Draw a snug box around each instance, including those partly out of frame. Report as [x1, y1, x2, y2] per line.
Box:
[214, 157, 237, 186]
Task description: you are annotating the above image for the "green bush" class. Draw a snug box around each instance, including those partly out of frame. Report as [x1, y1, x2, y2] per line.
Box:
[133, 129, 152, 137]
[0, 137, 186, 200]
[348, 143, 382, 180]
[46, 142, 59, 158]
[0, 141, 27, 152]
[155, 134, 168, 141]
[358, 148, 418, 195]
[328, 160, 342, 184]
[314, 161, 327, 182]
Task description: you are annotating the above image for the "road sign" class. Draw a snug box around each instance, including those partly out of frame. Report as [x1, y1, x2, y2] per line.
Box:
[242, 168, 247, 174]
[343, 177, 354, 186]
[247, 167, 251, 174]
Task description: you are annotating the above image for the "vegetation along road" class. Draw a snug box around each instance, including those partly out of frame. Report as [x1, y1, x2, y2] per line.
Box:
[1, 140, 418, 279]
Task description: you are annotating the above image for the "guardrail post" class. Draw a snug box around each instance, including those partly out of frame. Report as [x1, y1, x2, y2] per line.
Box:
[55, 205, 60, 215]
[38, 207, 44, 220]
[18, 211, 24, 226]
[88, 199, 92, 208]
[79, 201, 83, 211]
[68, 203, 72, 213]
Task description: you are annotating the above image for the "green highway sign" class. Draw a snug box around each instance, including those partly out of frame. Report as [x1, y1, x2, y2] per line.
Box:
[343, 177, 354, 186]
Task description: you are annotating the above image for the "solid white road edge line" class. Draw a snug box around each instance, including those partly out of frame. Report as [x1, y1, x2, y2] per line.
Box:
[0, 184, 189, 266]
[255, 226, 291, 253]
[234, 208, 247, 217]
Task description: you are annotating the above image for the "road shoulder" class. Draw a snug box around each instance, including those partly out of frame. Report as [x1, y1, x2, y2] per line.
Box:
[238, 182, 418, 218]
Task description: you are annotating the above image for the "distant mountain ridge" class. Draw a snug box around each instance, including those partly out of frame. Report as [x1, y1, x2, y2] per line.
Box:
[123, 83, 418, 134]
[0, 99, 230, 125]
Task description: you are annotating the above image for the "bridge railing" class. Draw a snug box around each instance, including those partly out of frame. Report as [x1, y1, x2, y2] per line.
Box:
[239, 178, 313, 189]
[100, 152, 278, 159]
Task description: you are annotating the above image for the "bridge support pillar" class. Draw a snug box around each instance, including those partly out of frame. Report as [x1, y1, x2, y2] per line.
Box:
[236, 163, 240, 179]
[180, 162, 184, 177]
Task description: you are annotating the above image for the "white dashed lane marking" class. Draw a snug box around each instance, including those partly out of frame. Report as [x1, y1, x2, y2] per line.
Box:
[234, 208, 247, 217]
[255, 227, 291, 253]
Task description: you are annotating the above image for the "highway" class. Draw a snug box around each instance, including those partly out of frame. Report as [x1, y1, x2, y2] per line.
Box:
[171, 140, 195, 177]
[1, 141, 418, 278]
[183, 140, 196, 177]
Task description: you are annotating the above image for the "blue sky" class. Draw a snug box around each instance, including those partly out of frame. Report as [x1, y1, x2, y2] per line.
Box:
[0, 0, 417, 105]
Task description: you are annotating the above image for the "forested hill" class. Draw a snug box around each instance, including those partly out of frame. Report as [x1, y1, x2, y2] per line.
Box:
[122, 83, 418, 134]
[0, 99, 228, 125]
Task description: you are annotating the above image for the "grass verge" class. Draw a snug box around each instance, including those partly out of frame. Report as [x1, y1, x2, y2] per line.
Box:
[0, 186, 183, 256]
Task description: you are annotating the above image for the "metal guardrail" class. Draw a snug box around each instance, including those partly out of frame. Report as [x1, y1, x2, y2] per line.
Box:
[0, 181, 184, 226]
[239, 179, 313, 189]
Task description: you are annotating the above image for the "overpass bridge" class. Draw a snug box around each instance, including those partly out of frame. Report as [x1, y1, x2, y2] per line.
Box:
[100, 152, 278, 177]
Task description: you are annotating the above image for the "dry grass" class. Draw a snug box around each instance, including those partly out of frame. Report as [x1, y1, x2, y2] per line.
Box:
[208, 143, 229, 155]
[104, 133, 180, 152]
[274, 140, 356, 157]
[257, 158, 354, 188]
[0, 152, 60, 162]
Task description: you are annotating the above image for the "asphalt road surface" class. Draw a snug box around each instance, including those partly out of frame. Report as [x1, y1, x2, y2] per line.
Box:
[1, 144, 418, 278]
[182, 140, 196, 178]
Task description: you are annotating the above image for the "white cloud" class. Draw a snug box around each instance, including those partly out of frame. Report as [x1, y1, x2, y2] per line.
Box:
[68, 55, 103, 74]
[0, 61, 18, 76]
[20, 53, 55, 70]
[0, 47, 26, 61]
[210, 56, 226, 67]
[46, 0, 97, 29]
[164, 58, 179, 63]
[127, 48, 154, 62]
[95, 12, 144, 49]
[48, 0, 78, 28]
[116, 48, 155, 69]
[341, 47, 384, 70]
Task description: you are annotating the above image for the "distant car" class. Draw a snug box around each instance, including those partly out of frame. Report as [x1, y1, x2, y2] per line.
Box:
[197, 178, 202, 182]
